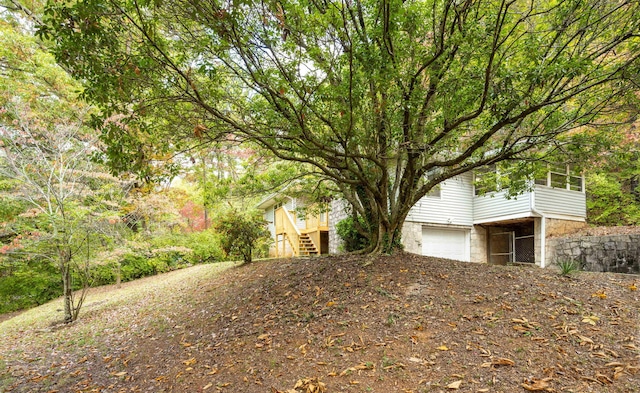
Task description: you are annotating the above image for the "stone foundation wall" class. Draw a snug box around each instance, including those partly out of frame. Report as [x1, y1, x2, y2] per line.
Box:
[470, 225, 487, 264]
[548, 234, 640, 274]
[401, 221, 422, 254]
[328, 199, 348, 254]
[546, 218, 588, 237]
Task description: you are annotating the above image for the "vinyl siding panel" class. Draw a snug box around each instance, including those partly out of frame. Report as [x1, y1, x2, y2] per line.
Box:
[407, 173, 474, 226]
[534, 185, 586, 218]
[264, 206, 276, 237]
[473, 191, 532, 223]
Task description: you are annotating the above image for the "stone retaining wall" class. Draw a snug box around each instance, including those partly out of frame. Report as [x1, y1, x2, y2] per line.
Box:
[547, 234, 640, 274]
[328, 199, 348, 254]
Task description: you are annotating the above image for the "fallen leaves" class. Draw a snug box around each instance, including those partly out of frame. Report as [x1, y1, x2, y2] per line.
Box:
[272, 377, 326, 393]
[481, 357, 515, 368]
[4, 253, 640, 393]
[446, 380, 462, 389]
[181, 357, 197, 366]
[511, 317, 541, 335]
[521, 377, 552, 391]
[581, 314, 600, 325]
[591, 290, 607, 299]
[339, 362, 374, 376]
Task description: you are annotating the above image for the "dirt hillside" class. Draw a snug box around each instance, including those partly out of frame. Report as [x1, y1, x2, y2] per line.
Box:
[1, 253, 638, 392]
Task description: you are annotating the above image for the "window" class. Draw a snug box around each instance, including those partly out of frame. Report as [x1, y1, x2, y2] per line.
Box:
[536, 164, 583, 192]
[424, 168, 442, 198]
[426, 184, 441, 198]
[474, 165, 498, 195]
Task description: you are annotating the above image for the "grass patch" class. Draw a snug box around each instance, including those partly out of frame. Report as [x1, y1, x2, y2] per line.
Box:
[0, 262, 233, 344]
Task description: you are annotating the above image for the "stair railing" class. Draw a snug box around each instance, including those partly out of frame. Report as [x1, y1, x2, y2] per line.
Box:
[275, 207, 301, 256]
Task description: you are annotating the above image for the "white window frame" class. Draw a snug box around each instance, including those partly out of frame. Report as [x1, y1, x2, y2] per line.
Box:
[474, 164, 499, 196]
[535, 164, 584, 192]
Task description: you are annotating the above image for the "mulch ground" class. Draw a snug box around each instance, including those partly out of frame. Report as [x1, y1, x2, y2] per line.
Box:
[1, 253, 639, 393]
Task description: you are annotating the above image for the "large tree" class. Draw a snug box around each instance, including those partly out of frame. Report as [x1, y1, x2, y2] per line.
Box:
[40, 0, 640, 252]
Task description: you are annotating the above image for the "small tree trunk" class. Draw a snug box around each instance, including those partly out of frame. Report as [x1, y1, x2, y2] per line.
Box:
[62, 263, 73, 323]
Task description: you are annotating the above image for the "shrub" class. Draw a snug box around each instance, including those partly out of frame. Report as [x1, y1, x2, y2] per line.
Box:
[336, 217, 368, 252]
[0, 262, 60, 313]
[215, 210, 270, 264]
[120, 253, 155, 281]
[181, 230, 225, 264]
[150, 231, 224, 264]
[558, 259, 581, 276]
[89, 262, 119, 286]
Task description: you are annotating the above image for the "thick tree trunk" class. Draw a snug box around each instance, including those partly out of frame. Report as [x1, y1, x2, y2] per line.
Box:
[360, 203, 408, 255]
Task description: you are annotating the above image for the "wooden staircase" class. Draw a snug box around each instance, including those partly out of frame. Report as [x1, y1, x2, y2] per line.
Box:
[298, 233, 319, 255]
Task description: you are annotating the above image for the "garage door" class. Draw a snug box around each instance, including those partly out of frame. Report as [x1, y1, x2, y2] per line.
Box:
[422, 227, 470, 261]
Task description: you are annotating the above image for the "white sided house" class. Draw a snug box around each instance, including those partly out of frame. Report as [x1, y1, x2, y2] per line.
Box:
[258, 165, 587, 268]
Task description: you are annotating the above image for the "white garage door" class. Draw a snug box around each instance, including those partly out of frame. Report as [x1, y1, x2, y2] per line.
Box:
[422, 227, 470, 261]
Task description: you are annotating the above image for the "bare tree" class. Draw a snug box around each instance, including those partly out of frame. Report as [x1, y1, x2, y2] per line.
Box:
[0, 104, 110, 322]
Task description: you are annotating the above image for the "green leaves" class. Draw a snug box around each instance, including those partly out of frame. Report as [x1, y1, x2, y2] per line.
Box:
[215, 210, 270, 264]
[39, 0, 640, 252]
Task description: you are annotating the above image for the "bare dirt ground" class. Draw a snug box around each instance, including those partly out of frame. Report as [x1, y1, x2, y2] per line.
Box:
[1, 253, 638, 393]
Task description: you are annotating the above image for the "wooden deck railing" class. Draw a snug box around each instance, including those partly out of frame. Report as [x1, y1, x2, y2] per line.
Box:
[303, 210, 329, 232]
[275, 207, 301, 256]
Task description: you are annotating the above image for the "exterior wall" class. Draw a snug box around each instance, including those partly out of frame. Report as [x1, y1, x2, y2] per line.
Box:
[534, 185, 586, 218]
[542, 217, 588, 267]
[470, 225, 487, 264]
[548, 235, 640, 274]
[264, 205, 276, 238]
[473, 191, 532, 223]
[328, 199, 348, 254]
[263, 171, 588, 262]
[407, 173, 474, 226]
[545, 217, 588, 237]
[534, 217, 543, 267]
[401, 221, 422, 254]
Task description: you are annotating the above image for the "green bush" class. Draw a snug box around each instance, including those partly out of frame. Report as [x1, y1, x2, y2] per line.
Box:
[120, 253, 155, 281]
[336, 217, 369, 252]
[183, 230, 225, 264]
[150, 230, 224, 264]
[0, 263, 61, 313]
[215, 210, 270, 264]
[89, 262, 119, 286]
[0, 230, 225, 316]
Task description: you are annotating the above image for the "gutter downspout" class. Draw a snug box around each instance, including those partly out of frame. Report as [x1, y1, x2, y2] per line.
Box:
[530, 190, 546, 269]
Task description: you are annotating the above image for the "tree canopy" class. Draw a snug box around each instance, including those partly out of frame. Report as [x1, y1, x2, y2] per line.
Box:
[40, 0, 640, 252]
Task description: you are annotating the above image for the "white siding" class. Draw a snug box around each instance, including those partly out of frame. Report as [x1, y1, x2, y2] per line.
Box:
[284, 198, 295, 211]
[473, 191, 532, 223]
[264, 206, 275, 237]
[406, 173, 474, 226]
[534, 185, 586, 218]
